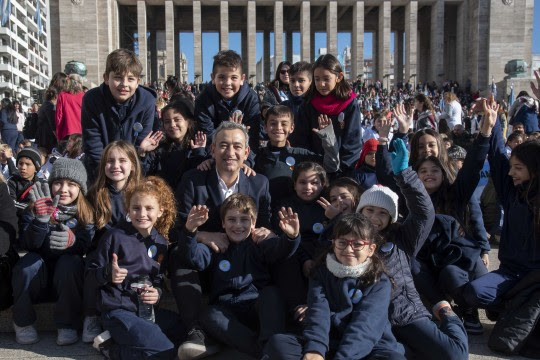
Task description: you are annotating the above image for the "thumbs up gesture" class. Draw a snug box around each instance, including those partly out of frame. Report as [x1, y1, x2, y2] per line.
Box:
[111, 253, 128, 284]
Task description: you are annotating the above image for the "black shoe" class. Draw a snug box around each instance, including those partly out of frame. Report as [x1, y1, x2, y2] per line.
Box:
[177, 328, 220, 360]
[463, 308, 484, 335]
[92, 330, 113, 359]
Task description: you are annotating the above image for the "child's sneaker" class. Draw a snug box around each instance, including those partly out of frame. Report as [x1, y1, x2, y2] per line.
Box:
[432, 300, 458, 322]
[57, 328, 79, 345]
[93, 330, 113, 359]
[462, 308, 484, 335]
[177, 327, 220, 360]
[82, 316, 102, 343]
[13, 323, 39, 345]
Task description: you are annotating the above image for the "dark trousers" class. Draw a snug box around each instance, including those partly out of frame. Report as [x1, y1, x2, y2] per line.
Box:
[393, 317, 468, 360]
[12, 252, 84, 329]
[102, 308, 180, 360]
[271, 255, 307, 312]
[83, 255, 98, 317]
[262, 333, 406, 360]
[463, 267, 523, 309]
[200, 286, 286, 358]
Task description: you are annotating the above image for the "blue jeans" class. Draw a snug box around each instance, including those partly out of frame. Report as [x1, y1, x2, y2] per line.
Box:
[101, 308, 181, 359]
[11, 252, 84, 329]
[393, 317, 468, 360]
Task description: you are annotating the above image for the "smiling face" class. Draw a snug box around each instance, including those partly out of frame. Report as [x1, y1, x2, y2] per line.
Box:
[360, 206, 391, 231]
[508, 156, 531, 186]
[417, 160, 444, 194]
[212, 129, 250, 176]
[162, 109, 190, 142]
[289, 71, 311, 97]
[294, 170, 324, 202]
[329, 186, 356, 215]
[418, 134, 439, 158]
[104, 147, 134, 190]
[211, 66, 245, 100]
[17, 157, 36, 180]
[313, 67, 342, 96]
[332, 232, 376, 266]
[265, 114, 294, 147]
[278, 65, 290, 85]
[51, 179, 81, 205]
[128, 192, 163, 237]
[222, 208, 254, 243]
[104, 71, 139, 103]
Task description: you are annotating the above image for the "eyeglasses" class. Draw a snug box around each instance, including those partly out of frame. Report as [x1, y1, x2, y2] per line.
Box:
[333, 238, 370, 250]
[280, 70, 289, 74]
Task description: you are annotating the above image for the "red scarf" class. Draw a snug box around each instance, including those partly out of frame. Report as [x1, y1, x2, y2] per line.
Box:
[310, 91, 357, 116]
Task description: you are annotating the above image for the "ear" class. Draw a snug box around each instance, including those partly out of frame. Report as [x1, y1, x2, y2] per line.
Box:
[336, 72, 344, 83]
[103, 73, 109, 85]
[210, 72, 216, 84]
[367, 243, 377, 257]
[244, 145, 250, 159]
[211, 142, 216, 159]
[241, 74, 246, 84]
[158, 207, 164, 218]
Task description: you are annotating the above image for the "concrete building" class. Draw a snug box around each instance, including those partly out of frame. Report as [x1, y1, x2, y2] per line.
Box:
[49, 0, 534, 93]
[0, 0, 50, 107]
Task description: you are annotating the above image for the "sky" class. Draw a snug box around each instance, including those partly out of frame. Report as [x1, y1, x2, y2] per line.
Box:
[176, 0, 540, 83]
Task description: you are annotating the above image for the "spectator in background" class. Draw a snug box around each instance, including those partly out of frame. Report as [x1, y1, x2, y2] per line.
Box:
[55, 74, 84, 143]
[0, 98, 19, 152]
[36, 72, 68, 153]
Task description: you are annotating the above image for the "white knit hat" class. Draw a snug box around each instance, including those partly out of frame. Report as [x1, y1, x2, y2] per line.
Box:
[356, 185, 399, 223]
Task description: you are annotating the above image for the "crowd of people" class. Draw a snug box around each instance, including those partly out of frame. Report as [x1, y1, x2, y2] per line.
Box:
[0, 47, 539, 360]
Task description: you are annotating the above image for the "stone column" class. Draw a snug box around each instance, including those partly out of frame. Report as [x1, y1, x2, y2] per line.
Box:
[455, 1, 467, 85]
[394, 31, 404, 84]
[274, 1, 283, 71]
[264, 31, 271, 81]
[137, 1, 147, 81]
[351, 1, 364, 81]
[372, 31, 377, 81]
[175, 31, 180, 78]
[193, 1, 202, 84]
[220, 1, 229, 51]
[247, 1, 256, 83]
[286, 32, 293, 62]
[377, 1, 390, 83]
[165, 1, 175, 77]
[430, 0, 444, 85]
[404, 0, 418, 85]
[326, 1, 337, 55]
[300, 1, 310, 62]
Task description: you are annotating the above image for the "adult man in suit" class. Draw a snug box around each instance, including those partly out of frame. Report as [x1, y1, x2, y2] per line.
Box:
[170, 121, 271, 359]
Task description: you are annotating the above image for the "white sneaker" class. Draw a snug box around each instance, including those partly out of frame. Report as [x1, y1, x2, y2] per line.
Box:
[93, 330, 111, 351]
[13, 323, 39, 345]
[82, 316, 102, 343]
[56, 328, 79, 346]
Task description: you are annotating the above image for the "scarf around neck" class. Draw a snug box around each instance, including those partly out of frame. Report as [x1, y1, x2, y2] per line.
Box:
[53, 203, 78, 223]
[311, 91, 357, 116]
[326, 253, 371, 278]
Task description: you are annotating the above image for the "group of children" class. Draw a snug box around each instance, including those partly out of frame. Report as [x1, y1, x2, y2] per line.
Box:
[0, 46, 538, 360]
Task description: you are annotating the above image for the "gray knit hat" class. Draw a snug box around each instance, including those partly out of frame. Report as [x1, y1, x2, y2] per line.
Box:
[17, 147, 42, 171]
[447, 145, 467, 161]
[49, 158, 88, 194]
[356, 185, 399, 223]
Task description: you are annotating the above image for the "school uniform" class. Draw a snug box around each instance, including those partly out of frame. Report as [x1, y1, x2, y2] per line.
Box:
[263, 268, 404, 360]
[179, 228, 300, 357]
[0, 157, 16, 179]
[282, 95, 310, 149]
[353, 163, 378, 191]
[12, 210, 94, 330]
[86, 220, 179, 359]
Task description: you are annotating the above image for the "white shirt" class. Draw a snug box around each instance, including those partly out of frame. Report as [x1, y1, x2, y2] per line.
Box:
[216, 169, 239, 200]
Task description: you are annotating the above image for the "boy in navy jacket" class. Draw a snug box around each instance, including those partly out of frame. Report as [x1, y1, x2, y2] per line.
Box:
[81, 49, 157, 184]
[195, 50, 262, 155]
[177, 194, 300, 359]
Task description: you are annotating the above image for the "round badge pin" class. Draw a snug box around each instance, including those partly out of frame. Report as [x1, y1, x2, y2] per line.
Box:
[338, 112, 345, 123]
[312, 223, 324, 234]
[65, 218, 78, 229]
[348, 288, 363, 304]
[380, 242, 394, 253]
[148, 245, 157, 258]
[219, 260, 231, 272]
[285, 156, 296, 167]
[133, 122, 143, 133]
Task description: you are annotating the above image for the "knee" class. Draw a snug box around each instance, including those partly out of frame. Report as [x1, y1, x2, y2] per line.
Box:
[54, 255, 84, 284]
[462, 282, 481, 308]
[262, 334, 296, 360]
[12, 253, 44, 282]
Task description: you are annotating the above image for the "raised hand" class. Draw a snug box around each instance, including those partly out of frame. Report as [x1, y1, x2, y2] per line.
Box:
[29, 182, 59, 223]
[278, 207, 300, 239]
[190, 131, 207, 149]
[394, 103, 411, 134]
[390, 138, 409, 175]
[139, 131, 163, 153]
[480, 96, 500, 136]
[312, 114, 332, 134]
[49, 224, 76, 250]
[317, 196, 341, 220]
[378, 117, 392, 139]
[111, 253, 128, 284]
[185, 205, 209, 233]
[531, 67, 540, 99]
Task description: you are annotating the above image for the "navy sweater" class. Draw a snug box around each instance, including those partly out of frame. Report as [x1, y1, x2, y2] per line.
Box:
[81, 83, 157, 183]
[179, 229, 300, 306]
[86, 221, 168, 314]
[303, 268, 402, 359]
[489, 117, 539, 274]
[194, 82, 262, 154]
[282, 95, 310, 149]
